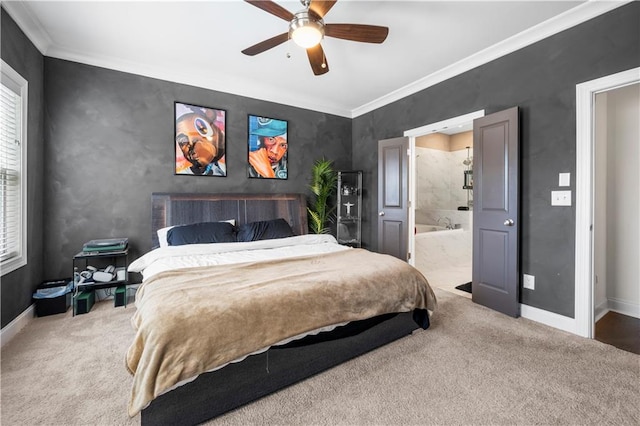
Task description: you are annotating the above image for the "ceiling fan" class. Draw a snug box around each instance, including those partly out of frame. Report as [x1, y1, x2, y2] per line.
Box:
[242, 0, 389, 76]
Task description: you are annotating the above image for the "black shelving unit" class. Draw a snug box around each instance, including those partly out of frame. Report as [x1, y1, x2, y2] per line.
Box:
[72, 248, 130, 315]
[336, 171, 363, 247]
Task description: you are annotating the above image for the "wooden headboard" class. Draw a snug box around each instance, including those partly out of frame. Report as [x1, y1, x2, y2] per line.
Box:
[151, 193, 308, 247]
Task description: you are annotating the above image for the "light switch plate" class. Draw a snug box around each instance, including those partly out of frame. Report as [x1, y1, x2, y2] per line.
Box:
[523, 274, 535, 290]
[559, 173, 570, 187]
[551, 190, 571, 206]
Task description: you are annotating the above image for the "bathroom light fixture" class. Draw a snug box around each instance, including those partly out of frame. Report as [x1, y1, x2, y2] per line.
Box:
[463, 146, 473, 166]
[289, 11, 324, 48]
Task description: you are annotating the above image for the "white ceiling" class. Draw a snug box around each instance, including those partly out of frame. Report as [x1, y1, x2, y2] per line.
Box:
[3, 1, 626, 117]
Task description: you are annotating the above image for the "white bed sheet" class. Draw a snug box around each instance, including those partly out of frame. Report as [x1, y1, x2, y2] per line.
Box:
[129, 234, 349, 281]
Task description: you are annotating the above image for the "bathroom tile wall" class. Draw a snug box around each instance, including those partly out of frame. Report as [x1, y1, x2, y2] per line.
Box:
[415, 147, 473, 229]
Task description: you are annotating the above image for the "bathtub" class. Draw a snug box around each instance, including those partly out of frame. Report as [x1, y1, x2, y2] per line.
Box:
[415, 224, 461, 233]
[414, 224, 471, 273]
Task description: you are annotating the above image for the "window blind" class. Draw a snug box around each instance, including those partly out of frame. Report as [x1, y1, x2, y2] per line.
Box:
[0, 82, 22, 263]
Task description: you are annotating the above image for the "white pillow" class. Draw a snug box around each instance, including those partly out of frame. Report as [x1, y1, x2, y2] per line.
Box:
[156, 219, 236, 248]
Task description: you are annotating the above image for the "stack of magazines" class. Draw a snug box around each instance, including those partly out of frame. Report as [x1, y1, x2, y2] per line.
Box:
[82, 238, 128, 253]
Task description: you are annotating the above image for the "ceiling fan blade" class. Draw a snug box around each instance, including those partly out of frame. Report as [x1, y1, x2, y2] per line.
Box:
[242, 32, 289, 56]
[306, 44, 329, 76]
[309, 0, 337, 18]
[325, 23, 389, 43]
[245, 0, 294, 21]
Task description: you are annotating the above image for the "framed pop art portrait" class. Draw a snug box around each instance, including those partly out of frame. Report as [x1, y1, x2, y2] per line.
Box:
[247, 115, 288, 179]
[175, 101, 226, 176]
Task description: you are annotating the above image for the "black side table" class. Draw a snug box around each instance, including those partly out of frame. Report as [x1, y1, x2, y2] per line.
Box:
[72, 248, 130, 315]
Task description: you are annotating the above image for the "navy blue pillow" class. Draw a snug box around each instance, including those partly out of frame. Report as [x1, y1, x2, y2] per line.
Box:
[167, 221, 237, 246]
[236, 218, 295, 242]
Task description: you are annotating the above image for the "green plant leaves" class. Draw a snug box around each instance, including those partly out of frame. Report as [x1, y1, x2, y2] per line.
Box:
[307, 158, 337, 234]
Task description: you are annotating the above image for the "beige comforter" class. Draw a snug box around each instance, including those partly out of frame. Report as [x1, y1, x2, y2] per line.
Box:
[126, 248, 436, 416]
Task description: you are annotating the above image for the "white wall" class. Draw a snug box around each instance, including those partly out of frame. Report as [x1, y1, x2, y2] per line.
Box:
[595, 83, 640, 319]
[606, 83, 640, 317]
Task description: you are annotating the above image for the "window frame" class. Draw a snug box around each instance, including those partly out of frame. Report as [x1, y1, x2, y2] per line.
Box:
[1, 60, 28, 276]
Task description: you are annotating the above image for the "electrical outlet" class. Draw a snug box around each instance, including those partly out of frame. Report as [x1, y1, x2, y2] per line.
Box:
[551, 190, 571, 206]
[523, 274, 535, 290]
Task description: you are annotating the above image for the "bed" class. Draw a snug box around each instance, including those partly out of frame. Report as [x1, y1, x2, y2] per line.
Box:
[127, 193, 437, 425]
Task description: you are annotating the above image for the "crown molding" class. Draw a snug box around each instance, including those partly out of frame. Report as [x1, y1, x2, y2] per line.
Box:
[3, 1, 630, 119]
[2, 1, 351, 117]
[350, 1, 630, 118]
[2, 1, 51, 55]
[45, 43, 354, 118]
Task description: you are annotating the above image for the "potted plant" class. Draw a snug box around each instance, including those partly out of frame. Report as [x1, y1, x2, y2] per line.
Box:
[307, 158, 337, 234]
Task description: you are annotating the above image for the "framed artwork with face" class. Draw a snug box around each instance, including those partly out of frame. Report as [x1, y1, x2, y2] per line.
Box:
[174, 102, 226, 176]
[247, 115, 288, 180]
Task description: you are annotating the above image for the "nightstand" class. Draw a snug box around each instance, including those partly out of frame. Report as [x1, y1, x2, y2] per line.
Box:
[72, 248, 130, 315]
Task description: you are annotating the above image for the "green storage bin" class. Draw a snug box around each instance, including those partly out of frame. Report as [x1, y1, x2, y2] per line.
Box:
[75, 290, 95, 315]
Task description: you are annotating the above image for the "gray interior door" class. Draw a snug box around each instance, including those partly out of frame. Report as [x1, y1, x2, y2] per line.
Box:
[378, 137, 409, 260]
[472, 107, 520, 317]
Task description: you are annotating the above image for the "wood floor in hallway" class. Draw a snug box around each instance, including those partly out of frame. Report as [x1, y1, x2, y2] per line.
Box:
[595, 311, 640, 355]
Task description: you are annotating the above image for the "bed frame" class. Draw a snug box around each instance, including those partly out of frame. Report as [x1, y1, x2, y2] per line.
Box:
[141, 192, 428, 425]
[150, 192, 308, 248]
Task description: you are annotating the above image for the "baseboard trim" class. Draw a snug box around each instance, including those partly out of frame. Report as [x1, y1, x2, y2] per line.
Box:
[594, 300, 609, 322]
[608, 297, 640, 319]
[521, 303, 577, 335]
[1, 303, 35, 348]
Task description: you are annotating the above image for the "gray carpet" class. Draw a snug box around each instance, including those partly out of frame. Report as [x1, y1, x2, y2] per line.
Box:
[1, 289, 638, 425]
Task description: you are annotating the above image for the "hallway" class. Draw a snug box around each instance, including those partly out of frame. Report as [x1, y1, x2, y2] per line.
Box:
[596, 311, 640, 355]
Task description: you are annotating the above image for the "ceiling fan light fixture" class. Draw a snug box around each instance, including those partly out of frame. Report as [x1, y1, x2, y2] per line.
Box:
[289, 11, 324, 48]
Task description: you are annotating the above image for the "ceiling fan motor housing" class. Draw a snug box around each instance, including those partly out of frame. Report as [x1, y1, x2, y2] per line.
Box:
[289, 11, 325, 48]
[242, 0, 389, 75]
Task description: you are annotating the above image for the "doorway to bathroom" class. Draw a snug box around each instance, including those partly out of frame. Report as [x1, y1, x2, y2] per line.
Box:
[405, 110, 484, 297]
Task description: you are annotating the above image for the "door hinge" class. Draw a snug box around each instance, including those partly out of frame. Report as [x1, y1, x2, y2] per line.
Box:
[407, 252, 411, 260]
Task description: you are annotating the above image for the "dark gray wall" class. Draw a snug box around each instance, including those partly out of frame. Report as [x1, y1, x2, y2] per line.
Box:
[43, 58, 352, 280]
[1, 8, 45, 328]
[2, 3, 638, 327]
[352, 2, 640, 318]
